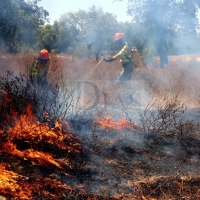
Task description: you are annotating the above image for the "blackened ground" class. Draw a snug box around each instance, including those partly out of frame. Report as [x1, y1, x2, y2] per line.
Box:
[63, 107, 200, 199]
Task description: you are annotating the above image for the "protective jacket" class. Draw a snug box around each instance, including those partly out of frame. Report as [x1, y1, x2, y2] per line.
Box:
[30, 60, 38, 76]
[104, 41, 134, 85]
[112, 43, 133, 64]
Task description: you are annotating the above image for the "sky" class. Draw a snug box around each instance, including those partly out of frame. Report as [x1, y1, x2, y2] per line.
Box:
[37, 0, 132, 24]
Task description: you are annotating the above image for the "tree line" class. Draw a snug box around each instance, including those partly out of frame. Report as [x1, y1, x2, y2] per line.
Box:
[0, 0, 200, 62]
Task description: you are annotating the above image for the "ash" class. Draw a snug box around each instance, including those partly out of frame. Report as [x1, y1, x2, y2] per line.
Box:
[64, 104, 200, 198]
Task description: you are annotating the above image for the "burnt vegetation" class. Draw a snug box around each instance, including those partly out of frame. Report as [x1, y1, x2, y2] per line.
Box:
[0, 55, 199, 199]
[0, 0, 200, 199]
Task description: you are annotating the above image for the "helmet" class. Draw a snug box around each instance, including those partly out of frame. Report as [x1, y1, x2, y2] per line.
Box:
[39, 49, 50, 59]
[113, 32, 124, 41]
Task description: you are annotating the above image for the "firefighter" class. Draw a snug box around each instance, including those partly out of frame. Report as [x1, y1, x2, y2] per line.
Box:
[29, 49, 50, 88]
[104, 33, 136, 105]
[104, 33, 134, 85]
[37, 49, 50, 88]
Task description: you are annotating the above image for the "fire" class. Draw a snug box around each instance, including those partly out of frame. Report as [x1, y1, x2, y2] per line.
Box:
[95, 115, 138, 132]
[0, 165, 32, 198]
[0, 103, 85, 198]
[0, 165, 75, 199]
[5, 104, 81, 154]
[1, 140, 61, 168]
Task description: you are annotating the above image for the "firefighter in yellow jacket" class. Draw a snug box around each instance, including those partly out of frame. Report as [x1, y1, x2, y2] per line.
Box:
[29, 49, 50, 88]
[104, 33, 134, 85]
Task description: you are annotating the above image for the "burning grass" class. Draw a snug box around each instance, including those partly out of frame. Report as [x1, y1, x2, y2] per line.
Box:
[2, 53, 200, 107]
[0, 73, 117, 199]
[0, 54, 200, 199]
[94, 115, 138, 132]
[0, 101, 87, 198]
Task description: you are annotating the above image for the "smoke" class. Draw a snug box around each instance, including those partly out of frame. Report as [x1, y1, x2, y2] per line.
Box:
[128, 0, 200, 62]
[0, 1, 44, 53]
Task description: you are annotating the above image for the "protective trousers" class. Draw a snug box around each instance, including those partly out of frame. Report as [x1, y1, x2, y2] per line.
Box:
[117, 62, 134, 85]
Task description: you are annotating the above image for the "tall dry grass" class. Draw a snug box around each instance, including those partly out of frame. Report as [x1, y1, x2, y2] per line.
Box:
[1, 53, 200, 108]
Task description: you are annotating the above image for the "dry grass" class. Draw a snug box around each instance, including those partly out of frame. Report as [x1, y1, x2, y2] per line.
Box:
[2, 53, 200, 106]
[0, 53, 200, 199]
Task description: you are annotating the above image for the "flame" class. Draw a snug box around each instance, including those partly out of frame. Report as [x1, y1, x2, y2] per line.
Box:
[0, 165, 32, 198]
[0, 103, 84, 198]
[0, 165, 74, 199]
[95, 115, 137, 132]
[6, 104, 81, 154]
[1, 140, 61, 168]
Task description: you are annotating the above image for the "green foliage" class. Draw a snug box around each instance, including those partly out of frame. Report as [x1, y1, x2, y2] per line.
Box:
[52, 20, 75, 53]
[1, 0, 200, 57]
[0, 0, 49, 53]
[38, 24, 56, 51]
[59, 6, 119, 59]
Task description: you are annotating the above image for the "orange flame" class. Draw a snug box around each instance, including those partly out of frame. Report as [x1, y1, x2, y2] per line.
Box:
[0, 165, 32, 198]
[5, 104, 81, 154]
[0, 165, 75, 199]
[0, 103, 85, 198]
[1, 140, 61, 168]
[95, 115, 137, 132]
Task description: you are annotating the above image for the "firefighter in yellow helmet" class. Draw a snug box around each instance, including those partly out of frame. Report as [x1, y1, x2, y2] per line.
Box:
[104, 33, 135, 85]
[29, 49, 50, 88]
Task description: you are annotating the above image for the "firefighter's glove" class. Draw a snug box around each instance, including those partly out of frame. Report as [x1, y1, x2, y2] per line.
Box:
[104, 57, 114, 62]
[132, 48, 137, 53]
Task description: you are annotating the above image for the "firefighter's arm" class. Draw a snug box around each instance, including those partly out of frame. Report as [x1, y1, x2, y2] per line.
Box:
[104, 45, 126, 62]
[132, 48, 137, 53]
[104, 56, 114, 62]
[112, 53, 121, 60]
[104, 51, 121, 62]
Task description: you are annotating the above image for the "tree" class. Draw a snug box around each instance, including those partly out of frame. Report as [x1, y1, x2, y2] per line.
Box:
[59, 6, 119, 60]
[38, 20, 76, 53]
[0, 0, 49, 53]
[119, 0, 200, 66]
[119, 21, 157, 64]
[38, 24, 57, 52]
